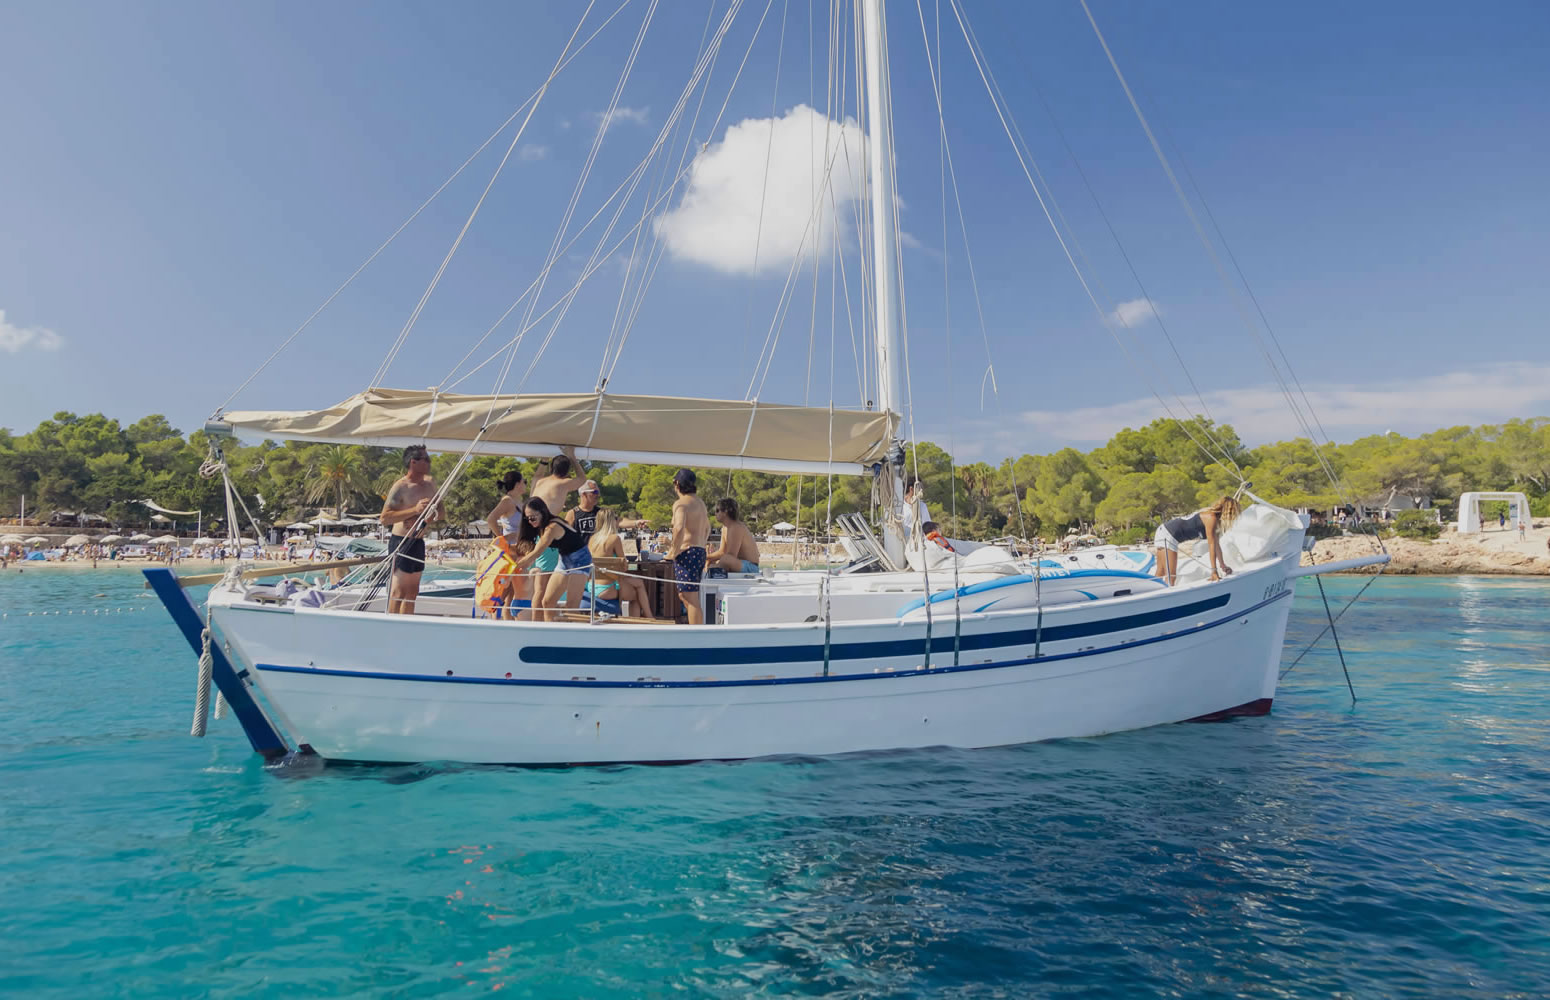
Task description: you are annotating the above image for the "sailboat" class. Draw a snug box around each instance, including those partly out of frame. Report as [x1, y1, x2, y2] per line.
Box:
[147, 0, 1387, 765]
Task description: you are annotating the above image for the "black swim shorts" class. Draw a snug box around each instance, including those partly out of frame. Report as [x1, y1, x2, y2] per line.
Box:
[388, 535, 426, 575]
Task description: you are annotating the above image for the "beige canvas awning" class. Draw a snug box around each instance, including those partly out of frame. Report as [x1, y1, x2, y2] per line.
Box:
[221, 388, 898, 475]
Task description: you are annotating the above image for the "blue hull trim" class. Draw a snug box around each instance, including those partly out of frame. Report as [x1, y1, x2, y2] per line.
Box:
[143, 568, 291, 759]
[254, 590, 1289, 691]
[519, 593, 1230, 667]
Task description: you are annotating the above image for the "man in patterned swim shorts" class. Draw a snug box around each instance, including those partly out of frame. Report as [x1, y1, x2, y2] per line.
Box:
[669, 468, 710, 624]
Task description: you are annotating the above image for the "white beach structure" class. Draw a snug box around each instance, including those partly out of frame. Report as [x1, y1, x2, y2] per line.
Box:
[1455, 491, 1532, 533]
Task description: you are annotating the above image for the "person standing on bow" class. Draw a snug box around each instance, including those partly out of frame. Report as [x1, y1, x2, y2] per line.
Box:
[1153, 496, 1240, 587]
[669, 469, 710, 624]
[379, 444, 442, 614]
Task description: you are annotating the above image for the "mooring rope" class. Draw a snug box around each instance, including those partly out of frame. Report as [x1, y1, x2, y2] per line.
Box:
[192, 616, 214, 738]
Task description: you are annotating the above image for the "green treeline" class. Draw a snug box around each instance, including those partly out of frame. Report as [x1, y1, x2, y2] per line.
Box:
[2, 411, 1548, 539]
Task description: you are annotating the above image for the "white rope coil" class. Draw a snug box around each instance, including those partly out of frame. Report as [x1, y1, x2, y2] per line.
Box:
[192, 626, 214, 738]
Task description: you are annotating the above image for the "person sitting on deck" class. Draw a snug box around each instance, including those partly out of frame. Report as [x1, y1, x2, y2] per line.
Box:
[587, 508, 656, 618]
[511, 498, 593, 622]
[921, 521, 955, 552]
[1153, 496, 1241, 587]
[705, 498, 761, 575]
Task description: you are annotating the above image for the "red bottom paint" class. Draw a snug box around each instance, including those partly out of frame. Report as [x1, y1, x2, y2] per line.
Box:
[1186, 697, 1273, 723]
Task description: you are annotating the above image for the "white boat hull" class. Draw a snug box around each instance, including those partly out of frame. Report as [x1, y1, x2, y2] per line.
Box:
[210, 553, 1300, 764]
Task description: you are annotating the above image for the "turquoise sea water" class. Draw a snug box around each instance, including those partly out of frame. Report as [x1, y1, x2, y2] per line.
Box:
[1, 571, 1547, 998]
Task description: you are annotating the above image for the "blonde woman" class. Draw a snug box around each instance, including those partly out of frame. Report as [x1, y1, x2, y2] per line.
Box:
[1153, 496, 1242, 586]
[588, 508, 656, 618]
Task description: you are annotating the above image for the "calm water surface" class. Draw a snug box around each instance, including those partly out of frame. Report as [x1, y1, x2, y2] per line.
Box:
[1, 570, 1547, 998]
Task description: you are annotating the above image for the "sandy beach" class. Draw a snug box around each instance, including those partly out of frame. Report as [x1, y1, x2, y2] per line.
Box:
[1305, 522, 1550, 575]
[10, 522, 1547, 578]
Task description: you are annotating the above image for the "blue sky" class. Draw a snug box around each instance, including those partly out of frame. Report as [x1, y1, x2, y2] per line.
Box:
[2, 0, 1547, 461]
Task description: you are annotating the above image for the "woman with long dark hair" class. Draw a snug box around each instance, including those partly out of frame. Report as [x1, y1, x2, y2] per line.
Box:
[484, 467, 527, 541]
[511, 497, 593, 621]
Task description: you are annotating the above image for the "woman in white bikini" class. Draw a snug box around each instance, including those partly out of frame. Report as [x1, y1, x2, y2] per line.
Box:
[1153, 496, 1241, 586]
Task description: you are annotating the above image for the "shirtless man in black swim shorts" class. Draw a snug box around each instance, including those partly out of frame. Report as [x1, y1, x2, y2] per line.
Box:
[379, 444, 442, 614]
[669, 468, 710, 624]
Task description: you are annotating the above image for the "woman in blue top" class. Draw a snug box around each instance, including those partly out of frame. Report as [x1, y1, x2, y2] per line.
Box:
[512, 498, 594, 622]
[1153, 496, 1241, 587]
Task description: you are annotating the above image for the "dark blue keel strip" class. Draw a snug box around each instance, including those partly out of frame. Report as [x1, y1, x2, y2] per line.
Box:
[256, 590, 1290, 691]
[143, 569, 290, 759]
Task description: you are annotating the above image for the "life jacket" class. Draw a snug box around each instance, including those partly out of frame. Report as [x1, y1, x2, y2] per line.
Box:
[925, 530, 955, 552]
[474, 537, 525, 618]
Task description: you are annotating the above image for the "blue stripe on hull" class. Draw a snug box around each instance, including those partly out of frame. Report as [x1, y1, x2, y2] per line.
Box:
[254, 591, 1287, 690]
[518, 593, 1229, 666]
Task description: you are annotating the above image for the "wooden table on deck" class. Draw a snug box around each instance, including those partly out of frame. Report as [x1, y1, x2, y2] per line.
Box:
[633, 557, 688, 623]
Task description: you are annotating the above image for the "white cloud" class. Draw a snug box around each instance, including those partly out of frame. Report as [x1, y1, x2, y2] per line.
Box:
[1011, 363, 1550, 446]
[1109, 298, 1158, 328]
[0, 310, 63, 353]
[518, 143, 550, 161]
[591, 105, 649, 137]
[654, 105, 865, 277]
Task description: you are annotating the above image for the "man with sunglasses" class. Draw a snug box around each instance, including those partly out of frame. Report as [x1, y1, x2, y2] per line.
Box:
[379, 444, 442, 614]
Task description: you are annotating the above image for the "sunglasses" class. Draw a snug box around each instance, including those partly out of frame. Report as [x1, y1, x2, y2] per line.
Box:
[525, 513, 543, 523]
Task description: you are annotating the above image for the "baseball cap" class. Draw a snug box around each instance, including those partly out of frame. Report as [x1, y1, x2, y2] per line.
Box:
[581, 480, 601, 494]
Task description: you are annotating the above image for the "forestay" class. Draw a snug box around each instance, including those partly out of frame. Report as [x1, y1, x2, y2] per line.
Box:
[221, 387, 898, 475]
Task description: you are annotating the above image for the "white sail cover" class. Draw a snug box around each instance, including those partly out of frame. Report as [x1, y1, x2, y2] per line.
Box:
[222, 388, 898, 475]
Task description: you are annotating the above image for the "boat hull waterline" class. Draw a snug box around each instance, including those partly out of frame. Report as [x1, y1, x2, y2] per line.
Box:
[210, 556, 1299, 765]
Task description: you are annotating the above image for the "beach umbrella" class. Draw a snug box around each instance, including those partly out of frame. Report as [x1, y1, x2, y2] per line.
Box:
[25, 535, 49, 545]
[191, 537, 216, 547]
[151, 534, 179, 544]
[0, 533, 23, 545]
[771, 522, 797, 532]
[64, 534, 91, 547]
[286, 522, 314, 530]
[150, 513, 171, 523]
[236, 537, 256, 546]
[98, 534, 125, 545]
[129, 533, 153, 542]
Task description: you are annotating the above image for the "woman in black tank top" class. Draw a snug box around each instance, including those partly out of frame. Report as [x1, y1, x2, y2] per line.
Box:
[1153, 496, 1242, 587]
[513, 498, 595, 621]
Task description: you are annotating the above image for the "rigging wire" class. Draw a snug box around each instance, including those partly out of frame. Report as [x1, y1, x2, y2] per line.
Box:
[597, 3, 723, 389]
[445, 0, 749, 394]
[973, 2, 1237, 468]
[442, 0, 747, 392]
[1076, 0, 1345, 496]
[211, 0, 635, 419]
[368, 0, 603, 391]
[944, 0, 1244, 485]
[912, 0, 1030, 543]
